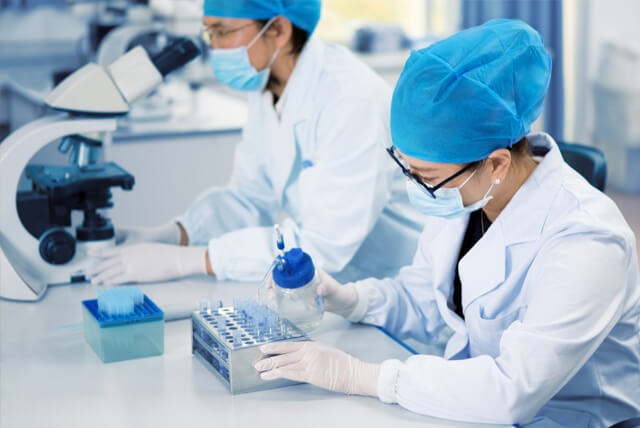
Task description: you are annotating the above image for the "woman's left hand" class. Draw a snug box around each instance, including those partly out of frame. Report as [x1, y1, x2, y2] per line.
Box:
[254, 341, 380, 396]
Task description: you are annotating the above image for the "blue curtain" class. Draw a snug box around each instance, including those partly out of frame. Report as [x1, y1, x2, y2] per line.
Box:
[461, 0, 564, 140]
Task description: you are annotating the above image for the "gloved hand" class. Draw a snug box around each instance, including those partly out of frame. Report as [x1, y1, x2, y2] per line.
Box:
[86, 243, 207, 285]
[315, 269, 360, 319]
[115, 222, 183, 246]
[263, 268, 359, 318]
[254, 341, 380, 396]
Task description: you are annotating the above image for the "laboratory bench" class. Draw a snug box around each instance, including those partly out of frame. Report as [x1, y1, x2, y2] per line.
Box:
[0, 277, 509, 428]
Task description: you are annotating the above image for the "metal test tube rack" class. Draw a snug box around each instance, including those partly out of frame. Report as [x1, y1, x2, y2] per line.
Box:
[191, 300, 308, 394]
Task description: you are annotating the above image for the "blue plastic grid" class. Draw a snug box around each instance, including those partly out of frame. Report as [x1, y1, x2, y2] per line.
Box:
[82, 295, 163, 327]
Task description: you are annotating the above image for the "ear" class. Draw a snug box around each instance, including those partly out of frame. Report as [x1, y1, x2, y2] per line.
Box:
[264, 16, 293, 50]
[486, 148, 511, 183]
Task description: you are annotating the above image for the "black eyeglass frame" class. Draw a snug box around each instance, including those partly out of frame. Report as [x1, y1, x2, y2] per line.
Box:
[386, 146, 476, 199]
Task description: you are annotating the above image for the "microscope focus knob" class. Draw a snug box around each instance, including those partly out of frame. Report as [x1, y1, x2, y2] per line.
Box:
[39, 229, 76, 265]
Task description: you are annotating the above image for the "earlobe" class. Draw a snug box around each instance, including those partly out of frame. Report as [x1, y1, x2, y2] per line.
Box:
[491, 150, 511, 182]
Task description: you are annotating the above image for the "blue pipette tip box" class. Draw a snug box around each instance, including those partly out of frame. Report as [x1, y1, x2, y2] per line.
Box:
[82, 294, 164, 363]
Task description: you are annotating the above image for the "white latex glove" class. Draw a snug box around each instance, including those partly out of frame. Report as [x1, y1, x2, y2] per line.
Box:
[86, 243, 207, 285]
[264, 268, 364, 320]
[314, 269, 361, 319]
[254, 341, 380, 396]
[115, 222, 182, 246]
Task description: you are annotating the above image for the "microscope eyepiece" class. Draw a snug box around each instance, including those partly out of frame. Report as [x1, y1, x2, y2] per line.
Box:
[150, 37, 201, 77]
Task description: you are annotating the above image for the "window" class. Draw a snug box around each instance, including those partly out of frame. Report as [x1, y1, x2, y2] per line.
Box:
[316, 0, 461, 43]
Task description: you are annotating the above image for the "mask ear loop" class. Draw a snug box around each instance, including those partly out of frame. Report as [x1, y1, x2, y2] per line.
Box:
[247, 16, 278, 48]
[247, 16, 281, 71]
[266, 46, 281, 68]
[481, 178, 501, 201]
[457, 168, 478, 190]
[459, 166, 500, 205]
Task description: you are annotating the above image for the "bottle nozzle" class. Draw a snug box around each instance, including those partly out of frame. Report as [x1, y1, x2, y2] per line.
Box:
[274, 224, 285, 251]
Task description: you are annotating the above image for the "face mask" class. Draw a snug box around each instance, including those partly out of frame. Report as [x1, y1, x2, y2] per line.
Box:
[209, 17, 280, 91]
[406, 169, 498, 219]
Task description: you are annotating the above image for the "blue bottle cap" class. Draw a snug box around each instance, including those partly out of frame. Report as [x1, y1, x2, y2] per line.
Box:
[272, 248, 315, 289]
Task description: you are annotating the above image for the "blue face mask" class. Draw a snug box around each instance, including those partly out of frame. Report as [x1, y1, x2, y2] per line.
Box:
[209, 17, 280, 91]
[406, 169, 497, 219]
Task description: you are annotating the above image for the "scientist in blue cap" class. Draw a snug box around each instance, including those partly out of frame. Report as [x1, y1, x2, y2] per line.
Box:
[255, 19, 640, 427]
[87, 0, 425, 284]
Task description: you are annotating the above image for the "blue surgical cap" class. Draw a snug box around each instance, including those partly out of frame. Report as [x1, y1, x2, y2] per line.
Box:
[391, 19, 552, 164]
[203, 0, 322, 36]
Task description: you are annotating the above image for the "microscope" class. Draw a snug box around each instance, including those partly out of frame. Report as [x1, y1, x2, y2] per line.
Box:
[0, 37, 200, 301]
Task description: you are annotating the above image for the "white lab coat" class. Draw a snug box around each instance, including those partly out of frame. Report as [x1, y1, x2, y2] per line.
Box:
[177, 38, 425, 282]
[354, 134, 640, 427]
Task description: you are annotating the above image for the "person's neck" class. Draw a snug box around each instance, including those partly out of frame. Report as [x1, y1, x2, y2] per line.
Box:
[268, 51, 299, 98]
[483, 156, 538, 222]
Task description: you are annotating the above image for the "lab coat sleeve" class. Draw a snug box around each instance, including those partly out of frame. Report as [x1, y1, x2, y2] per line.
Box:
[176, 128, 280, 247]
[351, 226, 447, 344]
[208, 95, 395, 281]
[385, 232, 631, 424]
[286, 95, 393, 273]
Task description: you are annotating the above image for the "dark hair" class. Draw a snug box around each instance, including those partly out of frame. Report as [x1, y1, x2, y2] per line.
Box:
[255, 19, 309, 55]
[255, 18, 308, 93]
[510, 136, 531, 158]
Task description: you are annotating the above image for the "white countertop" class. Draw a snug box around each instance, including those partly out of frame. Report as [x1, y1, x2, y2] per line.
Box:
[0, 277, 507, 428]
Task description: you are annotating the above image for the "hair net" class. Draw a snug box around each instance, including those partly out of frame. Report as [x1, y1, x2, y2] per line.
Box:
[203, 0, 322, 36]
[390, 19, 552, 164]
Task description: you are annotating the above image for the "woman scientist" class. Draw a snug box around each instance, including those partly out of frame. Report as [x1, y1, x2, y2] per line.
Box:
[254, 20, 640, 427]
[87, 0, 425, 285]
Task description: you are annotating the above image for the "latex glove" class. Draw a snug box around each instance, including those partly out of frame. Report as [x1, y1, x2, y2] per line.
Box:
[115, 222, 182, 246]
[86, 243, 207, 285]
[315, 269, 361, 318]
[254, 341, 380, 396]
[264, 268, 362, 319]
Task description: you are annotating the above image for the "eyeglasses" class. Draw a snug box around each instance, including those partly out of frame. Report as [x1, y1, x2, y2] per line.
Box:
[386, 146, 475, 199]
[201, 22, 258, 45]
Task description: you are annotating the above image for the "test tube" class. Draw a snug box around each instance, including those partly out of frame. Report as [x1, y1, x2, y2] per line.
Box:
[232, 330, 242, 347]
[216, 315, 226, 328]
[210, 299, 222, 312]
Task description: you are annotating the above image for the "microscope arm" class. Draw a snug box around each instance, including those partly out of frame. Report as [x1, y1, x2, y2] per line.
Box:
[0, 115, 117, 301]
[0, 37, 200, 301]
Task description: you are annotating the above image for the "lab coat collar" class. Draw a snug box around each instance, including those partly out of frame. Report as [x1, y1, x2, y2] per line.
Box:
[260, 38, 325, 203]
[458, 133, 564, 310]
[497, 132, 563, 246]
[270, 37, 324, 124]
